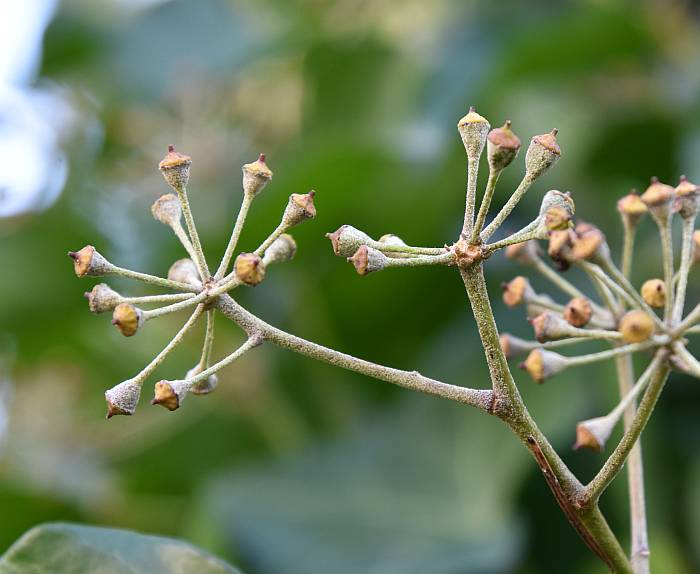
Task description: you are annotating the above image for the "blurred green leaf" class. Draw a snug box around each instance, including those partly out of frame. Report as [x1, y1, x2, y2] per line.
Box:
[0, 523, 241, 574]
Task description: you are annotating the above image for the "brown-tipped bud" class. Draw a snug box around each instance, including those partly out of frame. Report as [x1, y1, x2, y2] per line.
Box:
[348, 245, 388, 275]
[85, 283, 122, 314]
[501, 276, 534, 307]
[152, 380, 190, 411]
[105, 379, 141, 418]
[530, 311, 573, 342]
[487, 120, 521, 171]
[564, 297, 593, 327]
[111, 303, 143, 337]
[570, 222, 608, 262]
[167, 258, 202, 288]
[693, 230, 700, 265]
[325, 225, 373, 257]
[525, 129, 561, 178]
[520, 348, 568, 383]
[674, 175, 700, 219]
[618, 310, 655, 343]
[574, 416, 612, 452]
[151, 193, 182, 227]
[158, 145, 192, 189]
[457, 106, 490, 160]
[547, 229, 574, 269]
[68, 245, 114, 277]
[617, 192, 647, 227]
[505, 240, 541, 266]
[640, 177, 675, 220]
[641, 279, 666, 309]
[262, 233, 297, 266]
[186, 364, 219, 395]
[282, 191, 316, 228]
[234, 253, 266, 285]
[242, 153, 272, 196]
[499, 333, 533, 359]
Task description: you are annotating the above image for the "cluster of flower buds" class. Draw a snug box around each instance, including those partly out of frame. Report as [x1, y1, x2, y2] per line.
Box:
[499, 171, 700, 451]
[69, 146, 315, 417]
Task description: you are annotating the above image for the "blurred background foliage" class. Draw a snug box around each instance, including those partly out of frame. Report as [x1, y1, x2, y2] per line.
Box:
[1, 0, 699, 572]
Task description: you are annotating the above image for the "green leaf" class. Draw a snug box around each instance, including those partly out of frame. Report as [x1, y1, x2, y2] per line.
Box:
[0, 523, 242, 574]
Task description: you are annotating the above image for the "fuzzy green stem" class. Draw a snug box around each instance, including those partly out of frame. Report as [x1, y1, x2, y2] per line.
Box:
[480, 172, 535, 241]
[462, 157, 480, 237]
[198, 309, 216, 370]
[174, 185, 210, 281]
[110, 265, 200, 293]
[672, 218, 695, 324]
[471, 168, 502, 242]
[215, 191, 254, 280]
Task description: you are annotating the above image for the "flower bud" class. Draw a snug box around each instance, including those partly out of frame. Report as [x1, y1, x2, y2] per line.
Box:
[158, 145, 192, 189]
[325, 225, 373, 257]
[618, 310, 654, 343]
[547, 229, 574, 269]
[68, 245, 113, 277]
[378, 234, 407, 247]
[151, 193, 182, 227]
[525, 129, 561, 178]
[499, 333, 532, 359]
[167, 258, 202, 289]
[111, 303, 144, 337]
[242, 153, 273, 196]
[520, 349, 568, 383]
[640, 279, 666, 309]
[574, 416, 612, 451]
[570, 222, 608, 262]
[501, 276, 534, 307]
[505, 240, 541, 266]
[105, 379, 141, 418]
[640, 177, 675, 220]
[536, 190, 575, 233]
[457, 106, 490, 160]
[617, 191, 647, 227]
[85, 283, 122, 314]
[530, 311, 573, 342]
[152, 380, 190, 411]
[282, 191, 316, 228]
[564, 297, 593, 327]
[262, 233, 297, 266]
[186, 364, 219, 395]
[674, 175, 699, 219]
[234, 253, 266, 285]
[348, 245, 388, 275]
[487, 120, 521, 171]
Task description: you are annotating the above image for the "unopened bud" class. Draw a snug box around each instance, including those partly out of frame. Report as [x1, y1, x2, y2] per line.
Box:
[530, 311, 573, 342]
[151, 193, 182, 227]
[457, 106, 490, 160]
[68, 245, 113, 277]
[641, 279, 666, 309]
[105, 379, 141, 418]
[487, 120, 521, 171]
[262, 233, 297, 265]
[617, 191, 647, 227]
[85, 283, 122, 314]
[618, 310, 654, 343]
[325, 225, 373, 257]
[186, 364, 218, 395]
[501, 276, 534, 307]
[574, 417, 612, 451]
[234, 253, 266, 285]
[505, 240, 541, 266]
[520, 348, 568, 383]
[525, 129, 561, 178]
[348, 245, 388, 275]
[242, 153, 272, 196]
[282, 191, 316, 228]
[152, 380, 190, 411]
[158, 145, 192, 189]
[499, 333, 532, 359]
[167, 258, 202, 289]
[640, 177, 675, 220]
[674, 175, 699, 219]
[111, 303, 143, 337]
[570, 222, 608, 262]
[378, 234, 407, 247]
[547, 229, 574, 269]
[564, 297, 593, 327]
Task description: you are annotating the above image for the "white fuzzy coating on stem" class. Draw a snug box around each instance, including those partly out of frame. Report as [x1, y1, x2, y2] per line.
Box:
[142, 290, 209, 321]
[214, 293, 493, 410]
[186, 335, 260, 387]
[174, 185, 211, 281]
[471, 168, 502, 242]
[480, 172, 535, 241]
[672, 217, 695, 324]
[215, 191, 254, 280]
[110, 265, 200, 292]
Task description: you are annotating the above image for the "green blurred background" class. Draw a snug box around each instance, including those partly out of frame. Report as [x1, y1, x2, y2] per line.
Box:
[1, 0, 699, 572]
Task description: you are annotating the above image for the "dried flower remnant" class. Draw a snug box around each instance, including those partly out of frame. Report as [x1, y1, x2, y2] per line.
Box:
[68, 109, 700, 573]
